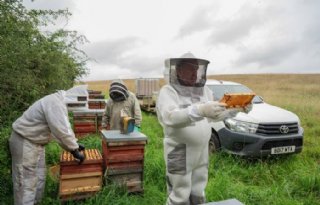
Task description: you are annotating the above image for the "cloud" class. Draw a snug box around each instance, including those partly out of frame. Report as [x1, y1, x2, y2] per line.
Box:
[83, 38, 165, 80]
[235, 42, 297, 68]
[232, 0, 320, 70]
[177, 6, 215, 38]
[22, 0, 320, 80]
[83, 55, 164, 80]
[119, 55, 164, 75]
[206, 3, 268, 45]
[83, 37, 144, 64]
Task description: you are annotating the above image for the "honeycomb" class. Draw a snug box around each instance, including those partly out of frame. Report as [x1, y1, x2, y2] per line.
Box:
[60, 149, 102, 162]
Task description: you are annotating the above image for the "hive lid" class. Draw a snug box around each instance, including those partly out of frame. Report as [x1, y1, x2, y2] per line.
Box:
[100, 130, 148, 142]
[88, 99, 107, 102]
[73, 109, 105, 115]
[60, 149, 103, 165]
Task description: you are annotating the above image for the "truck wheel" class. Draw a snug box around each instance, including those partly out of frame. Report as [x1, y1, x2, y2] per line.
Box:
[209, 132, 221, 153]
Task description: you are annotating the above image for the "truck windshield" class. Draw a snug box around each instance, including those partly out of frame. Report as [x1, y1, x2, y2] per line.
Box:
[207, 84, 263, 103]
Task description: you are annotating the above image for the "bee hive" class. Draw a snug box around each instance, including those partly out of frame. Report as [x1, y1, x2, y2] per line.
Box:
[73, 110, 104, 138]
[101, 130, 148, 193]
[59, 149, 103, 201]
[88, 99, 106, 109]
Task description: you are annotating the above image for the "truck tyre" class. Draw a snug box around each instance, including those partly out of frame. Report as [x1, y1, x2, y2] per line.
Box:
[209, 132, 221, 153]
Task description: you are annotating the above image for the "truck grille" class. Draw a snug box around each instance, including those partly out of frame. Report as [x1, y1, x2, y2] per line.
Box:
[256, 123, 299, 136]
[262, 139, 303, 150]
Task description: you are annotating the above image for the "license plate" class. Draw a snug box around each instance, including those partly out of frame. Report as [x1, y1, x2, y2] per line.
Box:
[271, 146, 296, 154]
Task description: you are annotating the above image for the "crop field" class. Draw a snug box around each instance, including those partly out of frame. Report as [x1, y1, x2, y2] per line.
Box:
[1, 74, 320, 205]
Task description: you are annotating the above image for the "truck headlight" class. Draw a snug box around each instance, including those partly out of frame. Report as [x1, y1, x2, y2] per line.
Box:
[224, 118, 258, 134]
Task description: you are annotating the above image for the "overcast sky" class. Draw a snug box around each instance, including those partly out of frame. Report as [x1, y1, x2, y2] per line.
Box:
[23, 0, 320, 81]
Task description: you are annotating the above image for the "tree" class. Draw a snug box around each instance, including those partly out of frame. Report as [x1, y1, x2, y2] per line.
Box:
[0, 1, 89, 202]
[0, 0, 88, 124]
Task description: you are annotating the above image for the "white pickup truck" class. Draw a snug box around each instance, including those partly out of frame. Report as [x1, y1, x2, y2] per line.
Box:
[206, 79, 304, 157]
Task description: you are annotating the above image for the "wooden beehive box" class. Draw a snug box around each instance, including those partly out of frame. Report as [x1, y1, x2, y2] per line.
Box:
[88, 100, 100, 109]
[77, 96, 87, 101]
[66, 102, 87, 111]
[88, 99, 106, 109]
[59, 149, 103, 201]
[73, 110, 105, 137]
[88, 90, 104, 100]
[97, 114, 103, 131]
[101, 130, 147, 193]
[88, 90, 102, 95]
[89, 94, 105, 99]
[73, 112, 97, 136]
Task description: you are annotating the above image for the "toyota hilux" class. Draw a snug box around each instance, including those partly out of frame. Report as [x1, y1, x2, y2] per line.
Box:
[206, 79, 304, 157]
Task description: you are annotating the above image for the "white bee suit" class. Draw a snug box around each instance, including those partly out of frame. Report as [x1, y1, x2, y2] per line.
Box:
[157, 84, 214, 205]
[9, 86, 87, 205]
[157, 53, 242, 205]
[156, 52, 213, 205]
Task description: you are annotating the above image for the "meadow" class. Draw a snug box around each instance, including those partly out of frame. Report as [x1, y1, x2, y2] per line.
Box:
[3, 74, 320, 205]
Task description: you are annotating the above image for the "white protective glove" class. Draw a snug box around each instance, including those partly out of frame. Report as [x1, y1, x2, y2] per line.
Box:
[196, 101, 227, 119]
[196, 101, 243, 121]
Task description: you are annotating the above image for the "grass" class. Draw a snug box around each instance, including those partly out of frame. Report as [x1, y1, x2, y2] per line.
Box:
[1, 74, 320, 204]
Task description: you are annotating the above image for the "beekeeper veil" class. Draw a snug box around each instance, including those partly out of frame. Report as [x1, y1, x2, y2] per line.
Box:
[164, 52, 210, 101]
[109, 79, 129, 102]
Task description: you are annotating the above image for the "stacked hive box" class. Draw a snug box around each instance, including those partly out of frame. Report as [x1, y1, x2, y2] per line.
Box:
[87, 90, 105, 109]
[88, 90, 105, 100]
[88, 99, 106, 109]
[77, 96, 87, 101]
[73, 110, 104, 137]
[66, 94, 88, 111]
[59, 149, 103, 201]
[66, 101, 88, 111]
[101, 130, 148, 193]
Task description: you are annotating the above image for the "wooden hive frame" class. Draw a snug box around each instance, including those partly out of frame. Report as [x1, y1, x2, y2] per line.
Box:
[220, 93, 255, 108]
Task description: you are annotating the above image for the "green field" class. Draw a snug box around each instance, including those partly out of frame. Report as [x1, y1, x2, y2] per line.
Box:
[1, 74, 320, 205]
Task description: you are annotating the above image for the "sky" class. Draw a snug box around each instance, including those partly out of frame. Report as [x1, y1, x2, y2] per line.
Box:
[23, 0, 320, 81]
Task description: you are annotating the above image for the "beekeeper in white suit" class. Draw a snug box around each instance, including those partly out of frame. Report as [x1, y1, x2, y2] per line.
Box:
[156, 53, 248, 205]
[9, 85, 88, 205]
